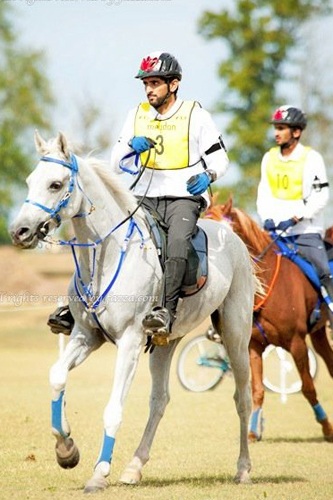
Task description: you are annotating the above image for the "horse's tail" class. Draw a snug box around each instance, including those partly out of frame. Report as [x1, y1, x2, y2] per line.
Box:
[251, 260, 266, 299]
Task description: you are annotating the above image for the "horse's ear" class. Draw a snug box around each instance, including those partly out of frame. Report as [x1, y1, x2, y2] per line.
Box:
[34, 129, 47, 154]
[211, 193, 219, 206]
[226, 194, 233, 212]
[57, 132, 70, 159]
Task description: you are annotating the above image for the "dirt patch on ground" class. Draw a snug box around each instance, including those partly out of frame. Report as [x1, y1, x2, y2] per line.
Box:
[0, 245, 73, 303]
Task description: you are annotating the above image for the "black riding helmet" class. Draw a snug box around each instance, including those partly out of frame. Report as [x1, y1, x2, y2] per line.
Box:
[270, 105, 307, 130]
[135, 51, 182, 81]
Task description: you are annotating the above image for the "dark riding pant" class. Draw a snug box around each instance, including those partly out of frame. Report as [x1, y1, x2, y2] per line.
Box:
[139, 196, 204, 259]
[140, 196, 205, 331]
[294, 233, 331, 279]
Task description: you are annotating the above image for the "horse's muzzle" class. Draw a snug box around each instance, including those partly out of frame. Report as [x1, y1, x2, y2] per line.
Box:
[9, 221, 50, 249]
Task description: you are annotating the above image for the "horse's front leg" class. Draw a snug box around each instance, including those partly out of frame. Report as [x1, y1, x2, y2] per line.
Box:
[290, 336, 333, 442]
[248, 340, 265, 442]
[119, 339, 180, 485]
[84, 333, 143, 493]
[50, 329, 104, 470]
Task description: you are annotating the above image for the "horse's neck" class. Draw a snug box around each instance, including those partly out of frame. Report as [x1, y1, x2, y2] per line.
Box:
[71, 162, 149, 281]
[231, 210, 270, 256]
[233, 229, 261, 256]
[74, 179, 125, 243]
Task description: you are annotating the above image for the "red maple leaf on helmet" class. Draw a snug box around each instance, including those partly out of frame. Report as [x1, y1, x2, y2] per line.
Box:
[272, 109, 284, 120]
[140, 56, 159, 72]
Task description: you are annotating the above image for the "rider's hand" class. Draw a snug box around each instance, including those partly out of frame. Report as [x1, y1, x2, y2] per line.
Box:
[263, 219, 276, 231]
[129, 136, 155, 154]
[276, 218, 298, 232]
[186, 172, 210, 195]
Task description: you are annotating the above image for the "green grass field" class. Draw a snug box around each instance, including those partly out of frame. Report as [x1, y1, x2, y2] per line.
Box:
[1, 307, 333, 500]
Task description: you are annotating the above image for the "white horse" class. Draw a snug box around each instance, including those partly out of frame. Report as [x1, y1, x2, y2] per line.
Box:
[10, 132, 257, 493]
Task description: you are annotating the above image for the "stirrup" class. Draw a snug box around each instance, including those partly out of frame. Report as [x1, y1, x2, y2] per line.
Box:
[205, 326, 222, 343]
[142, 306, 171, 346]
[47, 305, 74, 336]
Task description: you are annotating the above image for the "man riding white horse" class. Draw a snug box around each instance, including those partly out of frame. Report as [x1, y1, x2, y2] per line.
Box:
[48, 51, 230, 340]
[110, 51, 230, 338]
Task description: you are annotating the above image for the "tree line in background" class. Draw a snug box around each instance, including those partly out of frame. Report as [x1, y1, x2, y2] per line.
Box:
[199, 0, 333, 210]
[0, 1, 332, 242]
[0, 3, 53, 242]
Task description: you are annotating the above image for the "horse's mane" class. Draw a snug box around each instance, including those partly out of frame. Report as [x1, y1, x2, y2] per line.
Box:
[85, 157, 142, 219]
[231, 208, 271, 254]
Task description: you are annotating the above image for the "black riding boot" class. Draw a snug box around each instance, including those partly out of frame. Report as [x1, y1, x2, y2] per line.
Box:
[320, 275, 333, 328]
[47, 305, 74, 335]
[320, 275, 333, 303]
[142, 257, 187, 340]
[164, 257, 187, 328]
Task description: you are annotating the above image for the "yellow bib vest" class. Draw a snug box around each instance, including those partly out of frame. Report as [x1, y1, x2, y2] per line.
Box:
[266, 146, 311, 200]
[134, 101, 199, 170]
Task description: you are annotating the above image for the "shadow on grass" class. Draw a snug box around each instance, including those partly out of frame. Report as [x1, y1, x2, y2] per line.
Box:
[264, 436, 324, 444]
[111, 472, 308, 488]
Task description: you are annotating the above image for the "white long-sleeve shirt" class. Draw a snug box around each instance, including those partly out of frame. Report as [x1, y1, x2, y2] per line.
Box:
[110, 98, 229, 207]
[257, 142, 329, 236]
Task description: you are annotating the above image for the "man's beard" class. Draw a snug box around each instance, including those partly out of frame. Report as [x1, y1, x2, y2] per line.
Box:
[280, 136, 297, 150]
[149, 91, 172, 110]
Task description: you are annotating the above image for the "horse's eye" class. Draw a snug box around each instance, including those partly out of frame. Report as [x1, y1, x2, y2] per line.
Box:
[50, 181, 63, 191]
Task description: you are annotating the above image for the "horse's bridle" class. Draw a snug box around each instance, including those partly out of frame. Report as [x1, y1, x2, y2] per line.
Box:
[25, 154, 78, 227]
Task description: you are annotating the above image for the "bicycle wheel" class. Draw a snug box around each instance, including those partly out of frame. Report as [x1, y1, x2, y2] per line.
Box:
[177, 335, 229, 392]
[263, 345, 318, 394]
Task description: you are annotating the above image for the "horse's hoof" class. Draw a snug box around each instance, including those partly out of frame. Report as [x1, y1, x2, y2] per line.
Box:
[84, 475, 108, 493]
[248, 431, 261, 442]
[119, 466, 142, 485]
[55, 438, 80, 469]
[322, 419, 333, 442]
[234, 471, 252, 484]
[324, 433, 333, 443]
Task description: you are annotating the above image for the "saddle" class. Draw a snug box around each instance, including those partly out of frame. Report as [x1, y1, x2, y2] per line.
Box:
[274, 235, 333, 290]
[142, 207, 208, 296]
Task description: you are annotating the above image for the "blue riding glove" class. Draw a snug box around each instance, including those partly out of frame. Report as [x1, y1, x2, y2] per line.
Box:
[263, 219, 276, 231]
[186, 172, 210, 195]
[129, 136, 155, 154]
[276, 218, 298, 232]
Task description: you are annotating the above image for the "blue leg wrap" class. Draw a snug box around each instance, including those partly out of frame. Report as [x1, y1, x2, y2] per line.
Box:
[51, 390, 68, 438]
[96, 432, 115, 465]
[249, 408, 264, 439]
[313, 403, 327, 422]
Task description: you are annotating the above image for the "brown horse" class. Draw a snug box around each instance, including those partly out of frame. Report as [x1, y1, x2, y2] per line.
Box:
[206, 197, 333, 442]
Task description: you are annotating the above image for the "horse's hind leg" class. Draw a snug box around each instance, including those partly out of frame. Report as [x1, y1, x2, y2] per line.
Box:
[49, 330, 104, 470]
[119, 339, 180, 485]
[213, 304, 252, 484]
[310, 325, 333, 377]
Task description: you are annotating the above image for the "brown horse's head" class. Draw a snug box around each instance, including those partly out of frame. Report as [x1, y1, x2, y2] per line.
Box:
[205, 195, 271, 255]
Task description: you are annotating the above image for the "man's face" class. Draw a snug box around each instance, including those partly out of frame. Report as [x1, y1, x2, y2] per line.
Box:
[142, 77, 178, 110]
[274, 124, 301, 148]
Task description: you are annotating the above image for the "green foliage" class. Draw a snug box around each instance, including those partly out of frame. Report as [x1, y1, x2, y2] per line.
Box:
[199, 0, 332, 210]
[0, 4, 54, 243]
[71, 99, 114, 156]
